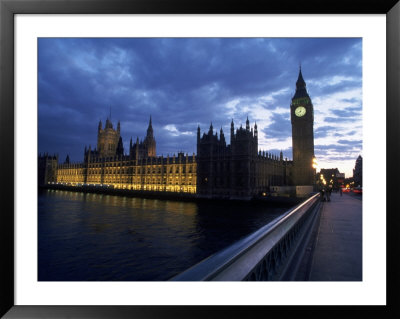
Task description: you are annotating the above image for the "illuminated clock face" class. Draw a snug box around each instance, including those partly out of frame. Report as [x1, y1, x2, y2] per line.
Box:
[295, 106, 306, 117]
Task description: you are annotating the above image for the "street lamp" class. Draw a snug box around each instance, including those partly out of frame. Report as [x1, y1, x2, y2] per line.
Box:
[312, 156, 318, 170]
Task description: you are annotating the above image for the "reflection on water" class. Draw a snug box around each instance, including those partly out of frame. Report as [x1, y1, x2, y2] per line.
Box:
[38, 189, 292, 281]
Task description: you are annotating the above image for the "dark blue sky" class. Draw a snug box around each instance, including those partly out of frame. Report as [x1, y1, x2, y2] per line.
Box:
[38, 38, 362, 177]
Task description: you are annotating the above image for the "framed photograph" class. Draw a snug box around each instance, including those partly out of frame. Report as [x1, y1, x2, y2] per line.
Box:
[1, 0, 399, 318]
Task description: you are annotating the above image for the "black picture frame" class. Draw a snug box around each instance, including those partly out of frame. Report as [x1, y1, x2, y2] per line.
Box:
[1, 0, 399, 318]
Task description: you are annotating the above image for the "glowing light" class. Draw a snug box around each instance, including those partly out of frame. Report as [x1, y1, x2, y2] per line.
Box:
[312, 156, 318, 169]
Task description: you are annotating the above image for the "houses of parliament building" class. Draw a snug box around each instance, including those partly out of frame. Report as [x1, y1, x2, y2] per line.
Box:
[39, 69, 316, 199]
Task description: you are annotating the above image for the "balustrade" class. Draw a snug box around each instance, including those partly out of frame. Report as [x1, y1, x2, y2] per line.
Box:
[171, 193, 321, 281]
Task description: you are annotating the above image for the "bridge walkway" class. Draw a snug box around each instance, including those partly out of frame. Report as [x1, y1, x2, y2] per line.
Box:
[305, 192, 362, 281]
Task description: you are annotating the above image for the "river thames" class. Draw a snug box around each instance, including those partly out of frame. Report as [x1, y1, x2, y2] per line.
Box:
[38, 189, 293, 281]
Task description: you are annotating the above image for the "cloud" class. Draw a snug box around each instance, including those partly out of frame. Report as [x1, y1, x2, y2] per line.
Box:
[333, 130, 358, 137]
[262, 112, 291, 141]
[163, 124, 194, 137]
[331, 107, 362, 118]
[324, 117, 359, 123]
[337, 139, 362, 146]
[314, 126, 337, 138]
[38, 37, 362, 177]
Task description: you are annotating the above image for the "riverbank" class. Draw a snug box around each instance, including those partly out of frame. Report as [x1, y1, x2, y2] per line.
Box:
[41, 184, 304, 206]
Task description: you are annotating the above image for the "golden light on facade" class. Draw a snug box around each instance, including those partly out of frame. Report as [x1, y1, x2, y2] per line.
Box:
[56, 160, 197, 194]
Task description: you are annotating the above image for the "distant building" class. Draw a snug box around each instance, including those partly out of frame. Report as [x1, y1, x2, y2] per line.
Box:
[38, 154, 58, 186]
[318, 168, 345, 189]
[39, 68, 318, 198]
[353, 155, 362, 187]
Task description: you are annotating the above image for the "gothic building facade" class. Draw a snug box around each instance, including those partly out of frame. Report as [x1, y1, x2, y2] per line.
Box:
[52, 116, 197, 193]
[39, 68, 316, 198]
[196, 118, 292, 199]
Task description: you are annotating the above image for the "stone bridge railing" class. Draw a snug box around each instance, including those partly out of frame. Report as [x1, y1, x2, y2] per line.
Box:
[170, 193, 321, 281]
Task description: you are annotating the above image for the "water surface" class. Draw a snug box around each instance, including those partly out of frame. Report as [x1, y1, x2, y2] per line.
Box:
[38, 189, 292, 281]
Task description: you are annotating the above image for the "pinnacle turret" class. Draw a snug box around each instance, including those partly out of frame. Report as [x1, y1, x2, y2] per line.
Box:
[116, 136, 124, 156]
[146, 116, 153, 138]
[105, 117, 113, 129]
[197, 125, 201, 141]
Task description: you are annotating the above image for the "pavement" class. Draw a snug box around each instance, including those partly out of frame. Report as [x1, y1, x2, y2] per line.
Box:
[308, 192, 362, 281]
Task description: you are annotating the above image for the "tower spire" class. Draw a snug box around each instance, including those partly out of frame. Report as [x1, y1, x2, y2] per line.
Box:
[144, 115, 156, 157]
[293, 66, 308, 99]
[296, 67, 306, 88]
[146, 115, 153, 138]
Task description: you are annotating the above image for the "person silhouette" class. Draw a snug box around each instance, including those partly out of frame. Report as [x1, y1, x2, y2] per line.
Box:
[326, 185, 332, 202]
[319, 185, 325, 201]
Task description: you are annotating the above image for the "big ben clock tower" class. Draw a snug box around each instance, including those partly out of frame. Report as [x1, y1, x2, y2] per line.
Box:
[290, 67, 315, 186]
